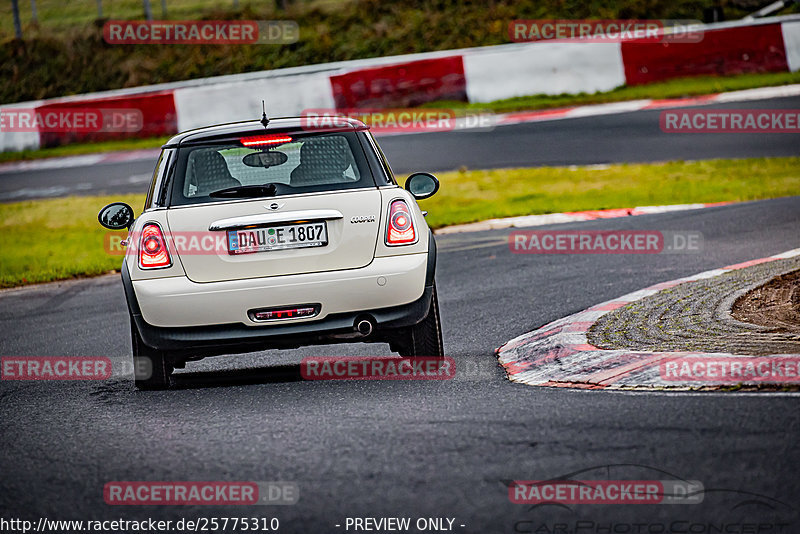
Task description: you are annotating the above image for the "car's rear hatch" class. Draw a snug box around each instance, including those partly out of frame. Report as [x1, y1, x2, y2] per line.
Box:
[167, 190, 381, 283]
[163, 125, 383, 283]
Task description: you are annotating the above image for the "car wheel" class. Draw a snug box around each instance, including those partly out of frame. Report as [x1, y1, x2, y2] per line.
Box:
[397, 283, 444, 358]
[130, 317, 173, 390]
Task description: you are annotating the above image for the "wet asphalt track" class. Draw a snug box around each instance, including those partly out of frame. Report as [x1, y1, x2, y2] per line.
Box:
[1, 196, 799, 531]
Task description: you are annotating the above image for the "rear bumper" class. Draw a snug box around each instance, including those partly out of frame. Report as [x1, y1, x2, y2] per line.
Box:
[130, 284, 433, 355]
[132, 253, 428, 327]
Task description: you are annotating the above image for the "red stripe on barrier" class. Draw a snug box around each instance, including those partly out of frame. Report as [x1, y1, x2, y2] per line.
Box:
[37, 91, 177, 148]
[330, 56, 467, 110]
[621, 24, 788, 85]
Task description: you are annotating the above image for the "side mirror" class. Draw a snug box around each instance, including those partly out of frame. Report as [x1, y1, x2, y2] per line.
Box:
[404, 172, 439, 200]
[98, 202, 135, 230]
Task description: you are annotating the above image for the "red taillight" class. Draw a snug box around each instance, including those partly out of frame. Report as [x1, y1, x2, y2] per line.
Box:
[240, 134, 293, 147]
[139, 223, 171, 269]
[386, 200, 417, 246]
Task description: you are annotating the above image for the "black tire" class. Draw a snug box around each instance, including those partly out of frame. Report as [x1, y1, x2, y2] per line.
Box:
[130, 317, 173, 390]
[397, 284, 444, 358]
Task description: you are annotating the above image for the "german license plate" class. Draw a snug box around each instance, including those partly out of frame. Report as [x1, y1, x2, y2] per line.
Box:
[227, 222, 328, 255]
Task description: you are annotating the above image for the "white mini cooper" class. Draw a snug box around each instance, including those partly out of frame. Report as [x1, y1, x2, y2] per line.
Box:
[98, 116, 443, 389]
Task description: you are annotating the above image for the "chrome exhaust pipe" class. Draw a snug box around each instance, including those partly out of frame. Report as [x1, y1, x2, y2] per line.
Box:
[355, 319, 374, 337]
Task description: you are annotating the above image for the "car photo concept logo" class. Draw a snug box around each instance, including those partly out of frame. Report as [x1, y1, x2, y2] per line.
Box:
[508, 464, 796, 531]
[509, 480, 704, 504]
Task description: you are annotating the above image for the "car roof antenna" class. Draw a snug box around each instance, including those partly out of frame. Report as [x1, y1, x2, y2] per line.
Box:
[260, 100, 270, 128]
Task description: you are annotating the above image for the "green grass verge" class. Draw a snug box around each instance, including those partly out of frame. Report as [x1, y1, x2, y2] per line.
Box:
[419, 157, 800, 228]
[1, 157, 798, 288]
[0, 194, 143, 288]
[423, 72, 800, 114]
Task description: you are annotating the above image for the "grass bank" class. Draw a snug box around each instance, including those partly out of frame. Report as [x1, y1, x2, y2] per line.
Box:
[0, 157, 798, 288]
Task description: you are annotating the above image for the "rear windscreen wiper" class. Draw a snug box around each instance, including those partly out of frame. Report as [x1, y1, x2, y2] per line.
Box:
[208, 184, 278, 198]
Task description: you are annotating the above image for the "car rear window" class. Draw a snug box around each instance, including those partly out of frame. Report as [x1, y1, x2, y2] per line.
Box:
[168, 132, 375, 206]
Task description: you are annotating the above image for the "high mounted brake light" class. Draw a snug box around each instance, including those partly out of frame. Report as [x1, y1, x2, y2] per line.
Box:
[139, 223, 171, 269]
[385, 200, 417, 246]
[240, 134, 293, 147]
